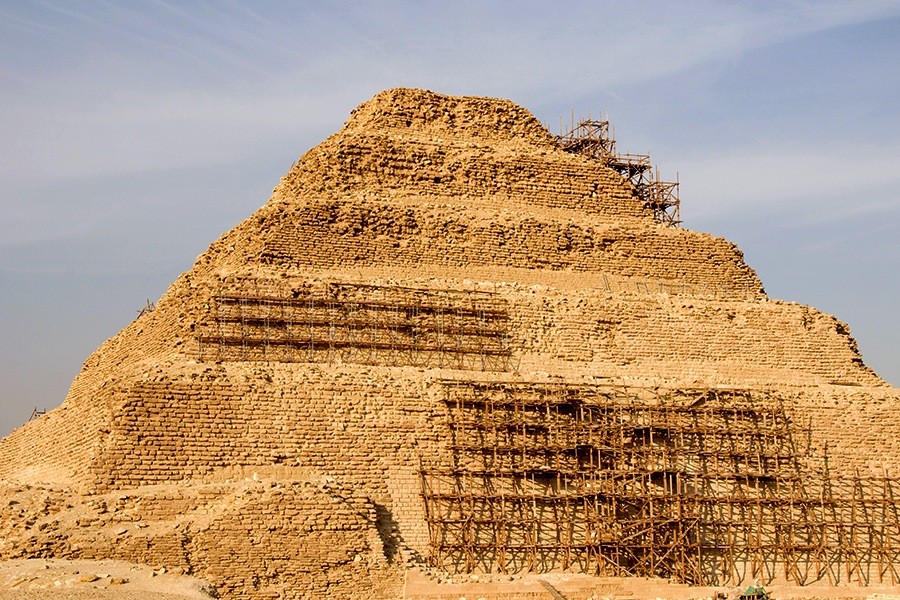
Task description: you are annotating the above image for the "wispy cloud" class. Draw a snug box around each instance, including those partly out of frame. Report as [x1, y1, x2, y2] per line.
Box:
[1, 1, 898, 240]
[1, 0, 897, 252]
[681, 142, 900, 221]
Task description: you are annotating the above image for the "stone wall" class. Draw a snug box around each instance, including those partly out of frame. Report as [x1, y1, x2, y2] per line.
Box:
[0, 88, 895, 597]
[254, 200, 762, 296]
[275, 133, 645, 220]
[182, 275, 879, 386]
[0, 479, 400, 599]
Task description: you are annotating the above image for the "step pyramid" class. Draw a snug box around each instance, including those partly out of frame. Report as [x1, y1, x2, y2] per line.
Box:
[0, 88, 897, 599]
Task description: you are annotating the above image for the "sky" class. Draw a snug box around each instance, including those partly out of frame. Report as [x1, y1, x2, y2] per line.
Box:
[0, 1, 898, 436]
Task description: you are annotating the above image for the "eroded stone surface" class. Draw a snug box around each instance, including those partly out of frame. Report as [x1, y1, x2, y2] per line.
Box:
[0, 88, 895, 599]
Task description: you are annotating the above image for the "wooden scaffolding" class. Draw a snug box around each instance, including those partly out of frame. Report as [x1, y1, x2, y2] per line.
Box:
[557, 118, 681, 227]
[197, 282, 512, 371]
[419, 381, 900, 585]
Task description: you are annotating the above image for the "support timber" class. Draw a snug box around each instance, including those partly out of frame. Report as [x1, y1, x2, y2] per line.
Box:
[557, 118, 681, 227]
[197, 282, 512, 371]
[420, 381, 900, 585]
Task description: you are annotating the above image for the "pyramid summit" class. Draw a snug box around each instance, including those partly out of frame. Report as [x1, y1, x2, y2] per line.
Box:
[1, 88, 898, 599]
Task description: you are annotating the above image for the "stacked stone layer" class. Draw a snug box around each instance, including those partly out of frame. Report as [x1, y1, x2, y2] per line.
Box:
[0, 88, 894, 598]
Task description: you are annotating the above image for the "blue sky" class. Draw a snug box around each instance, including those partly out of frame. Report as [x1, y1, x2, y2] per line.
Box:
[1, 1, 898, 436]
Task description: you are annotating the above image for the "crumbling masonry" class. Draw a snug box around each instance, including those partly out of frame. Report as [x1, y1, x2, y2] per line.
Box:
[0, 88, 898, 599]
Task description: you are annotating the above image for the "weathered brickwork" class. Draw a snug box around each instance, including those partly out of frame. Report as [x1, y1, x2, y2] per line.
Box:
[0, 88, 896, 597]
[253, 200, 762, 295]
[0, 479, 400, 599]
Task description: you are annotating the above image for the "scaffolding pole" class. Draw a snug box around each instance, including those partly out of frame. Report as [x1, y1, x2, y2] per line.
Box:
[420, 381, 900, 585]
[197, 283, 512, 371]
[557, 118, 681, 227]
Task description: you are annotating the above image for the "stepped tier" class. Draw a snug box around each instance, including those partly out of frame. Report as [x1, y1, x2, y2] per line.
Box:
[0, 89, 895, 599]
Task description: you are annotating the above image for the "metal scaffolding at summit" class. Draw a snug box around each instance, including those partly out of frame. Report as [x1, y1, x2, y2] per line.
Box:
[557, 117, 681, 227]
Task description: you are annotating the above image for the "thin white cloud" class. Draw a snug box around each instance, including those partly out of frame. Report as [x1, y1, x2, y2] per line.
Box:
[0, 79, 364, 183]
[349, 0, 900, 96]
[2, 1, 896, 173]
[1, 0, 897, 246]
[682, 142, 900, 221]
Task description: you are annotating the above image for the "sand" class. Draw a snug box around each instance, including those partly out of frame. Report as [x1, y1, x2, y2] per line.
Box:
[0, 558, 217, 599]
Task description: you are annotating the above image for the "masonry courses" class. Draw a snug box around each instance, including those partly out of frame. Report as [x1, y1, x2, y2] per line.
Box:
[1, 88, 898, 599]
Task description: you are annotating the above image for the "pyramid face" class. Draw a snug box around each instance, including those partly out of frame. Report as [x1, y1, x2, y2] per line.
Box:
[0, 88, 898, 599]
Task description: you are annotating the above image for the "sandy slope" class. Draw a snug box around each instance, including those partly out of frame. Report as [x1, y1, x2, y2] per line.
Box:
[0, 558, 217, 599]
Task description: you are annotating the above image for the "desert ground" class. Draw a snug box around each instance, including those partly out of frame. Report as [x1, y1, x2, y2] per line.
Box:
[0, 558, 217, 599]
